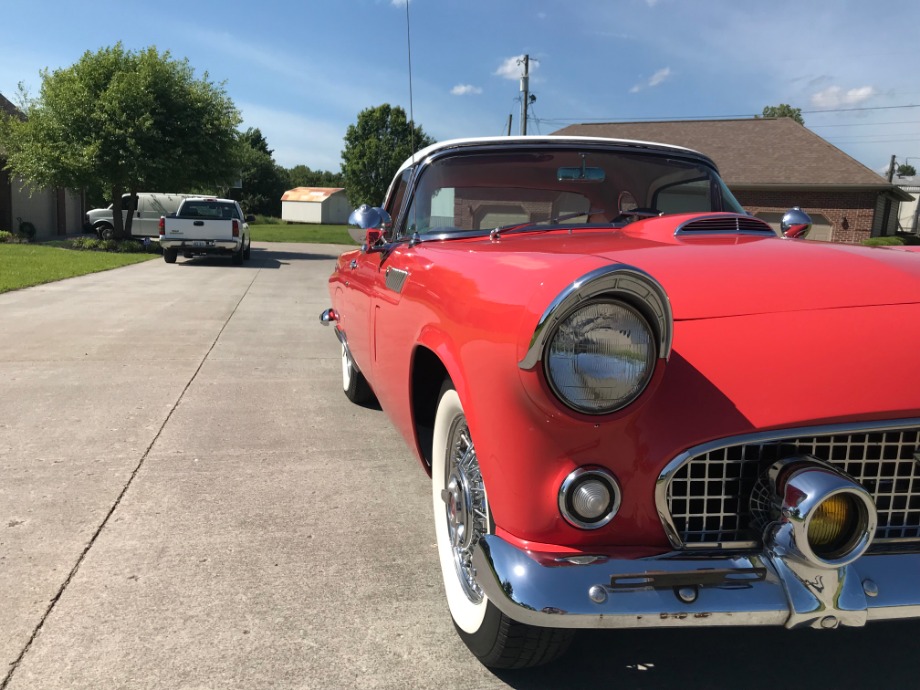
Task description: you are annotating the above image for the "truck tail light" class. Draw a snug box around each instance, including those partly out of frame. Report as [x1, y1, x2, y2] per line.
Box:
[232, 219, 240, 237]
[158, 216, 165, 237]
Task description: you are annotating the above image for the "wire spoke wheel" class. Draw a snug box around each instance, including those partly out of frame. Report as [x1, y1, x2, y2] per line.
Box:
[431, 382, 574, 668]
[444, 420, 489, 603]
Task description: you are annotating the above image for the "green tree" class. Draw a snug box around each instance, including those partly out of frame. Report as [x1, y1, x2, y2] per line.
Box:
[238, 127, 288, 217]
[288, 164, 344, 189]
[897, 163, 917, 177]
[757, 103, 805, 125]
[341, 104, 434, 207]
[0, 44, 241, 237]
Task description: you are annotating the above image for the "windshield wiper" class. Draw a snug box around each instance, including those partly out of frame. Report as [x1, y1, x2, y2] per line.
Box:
[489, 209, 607, 240]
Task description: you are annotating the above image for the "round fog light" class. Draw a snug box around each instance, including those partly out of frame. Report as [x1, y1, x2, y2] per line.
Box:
[559, 467, 621, 529]
[572, 481, 611, 520]
[808, 493, 860, 558]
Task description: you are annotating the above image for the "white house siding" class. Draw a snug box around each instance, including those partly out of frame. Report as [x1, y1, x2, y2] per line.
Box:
[282, 200, 323, 223]
[321, 194, 351, 224]
[9, 178, 83, 239]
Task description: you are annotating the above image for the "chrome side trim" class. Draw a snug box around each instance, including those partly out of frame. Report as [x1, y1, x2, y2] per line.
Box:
[471, 534, 920, 630]
[654, 418, 920, 550]
[519, 264, 672, 371]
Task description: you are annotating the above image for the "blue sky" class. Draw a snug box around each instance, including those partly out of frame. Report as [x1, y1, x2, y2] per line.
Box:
[2, 0, 918, 175]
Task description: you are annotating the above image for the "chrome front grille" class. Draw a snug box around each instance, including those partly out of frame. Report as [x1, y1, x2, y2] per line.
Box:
[659, 421, 920, 549]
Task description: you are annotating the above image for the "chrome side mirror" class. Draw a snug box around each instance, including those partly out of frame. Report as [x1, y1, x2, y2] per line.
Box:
[781, 207, 812, 239]
[347, 205, 392, 247]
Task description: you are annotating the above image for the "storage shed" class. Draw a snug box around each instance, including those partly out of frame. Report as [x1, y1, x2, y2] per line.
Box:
[281, 187, 351, 224]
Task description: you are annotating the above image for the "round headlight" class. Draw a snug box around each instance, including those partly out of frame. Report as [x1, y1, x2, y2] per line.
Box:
[545, 300, 656, 414]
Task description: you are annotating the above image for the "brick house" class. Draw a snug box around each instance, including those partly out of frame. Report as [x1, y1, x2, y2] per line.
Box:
[553, 118, 911, 243]
[0, 91, 85, 240]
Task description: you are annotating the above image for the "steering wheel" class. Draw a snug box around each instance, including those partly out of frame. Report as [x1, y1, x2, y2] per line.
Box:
[613, 207, 662, 223]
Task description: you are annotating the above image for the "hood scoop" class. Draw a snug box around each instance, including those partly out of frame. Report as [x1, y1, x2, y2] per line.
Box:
[676, 214, 775, 237]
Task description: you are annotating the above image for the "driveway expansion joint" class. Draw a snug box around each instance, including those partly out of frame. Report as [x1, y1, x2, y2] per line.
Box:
[0, 269, 261, 690]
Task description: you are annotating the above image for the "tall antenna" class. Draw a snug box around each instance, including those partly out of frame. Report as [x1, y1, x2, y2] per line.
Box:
[405, 1, 416, 156]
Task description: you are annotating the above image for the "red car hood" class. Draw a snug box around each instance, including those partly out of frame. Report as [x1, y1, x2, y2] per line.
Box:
[440, 228, 920, 320]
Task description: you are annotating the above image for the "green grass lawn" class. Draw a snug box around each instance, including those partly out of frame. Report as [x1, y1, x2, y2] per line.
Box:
[0, 244, 157, 294]
[249, 223, 358, 244]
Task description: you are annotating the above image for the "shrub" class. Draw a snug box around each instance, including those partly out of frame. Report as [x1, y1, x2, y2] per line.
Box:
[862, 236, 904, 247]
[253, 214, 284, 225]
[0, 230, 13, 243]
[69, 236, 102, 250]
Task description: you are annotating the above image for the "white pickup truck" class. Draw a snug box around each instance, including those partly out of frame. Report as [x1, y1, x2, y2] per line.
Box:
[158, 197, 253, 264]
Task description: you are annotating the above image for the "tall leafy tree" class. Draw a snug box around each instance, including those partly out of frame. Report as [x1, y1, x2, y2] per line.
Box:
[238, 127, 288, 217]
[0, 43, 241, 237]
[341, 104, 434, 207]
[896, 163, 917, 177]
[287, 164, 344, 189]
[757, 103, 805, 125]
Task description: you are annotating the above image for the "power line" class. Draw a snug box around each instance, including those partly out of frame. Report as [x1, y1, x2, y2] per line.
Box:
[537, 103, 920, 125]
[810, 120, 920, 128]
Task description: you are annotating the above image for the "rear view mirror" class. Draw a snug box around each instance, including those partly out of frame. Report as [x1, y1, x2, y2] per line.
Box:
[348, 205, 392, 246]
[348, 204, 392, 229]
[364, 229, 383, 249]
[781, 207, 812, 239]
[557, 166, 605, 182]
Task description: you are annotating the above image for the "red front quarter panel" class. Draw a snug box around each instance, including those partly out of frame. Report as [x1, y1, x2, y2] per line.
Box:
[329, 234, 920, 553]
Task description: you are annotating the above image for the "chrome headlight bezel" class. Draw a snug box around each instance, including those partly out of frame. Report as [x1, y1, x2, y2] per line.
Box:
[519, 265, 672, 416]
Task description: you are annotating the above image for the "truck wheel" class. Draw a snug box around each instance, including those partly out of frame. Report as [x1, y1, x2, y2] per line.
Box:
[243, 239, 251, 260]
[341, 343, 375, 404]
[97, 223, 114, 240]
[232, 245, 243, 265]
[432, 383, 574, 668]
[163, 248, 178, 264]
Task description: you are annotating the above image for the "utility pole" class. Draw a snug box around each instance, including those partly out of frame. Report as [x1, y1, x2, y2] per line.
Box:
[520, 55, 530, 135]
[881, 154, 897, 236]
[507, 113, 513, 137]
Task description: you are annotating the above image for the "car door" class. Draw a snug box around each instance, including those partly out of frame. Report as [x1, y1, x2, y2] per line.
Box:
[342, 167, 415, 384]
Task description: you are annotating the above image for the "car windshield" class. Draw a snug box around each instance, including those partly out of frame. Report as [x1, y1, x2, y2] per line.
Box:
[398, 148, 744, 237]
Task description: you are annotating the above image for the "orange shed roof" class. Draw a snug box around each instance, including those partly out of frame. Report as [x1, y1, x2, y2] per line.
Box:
[281, 187, 346, 202]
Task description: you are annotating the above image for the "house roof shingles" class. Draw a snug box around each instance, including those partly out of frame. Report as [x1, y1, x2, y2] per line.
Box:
[0, 91, 23, 119]
[553, 118, 896, 191]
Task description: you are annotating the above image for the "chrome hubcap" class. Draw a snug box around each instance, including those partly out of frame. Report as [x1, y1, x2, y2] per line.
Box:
[441, 417, 487, 603]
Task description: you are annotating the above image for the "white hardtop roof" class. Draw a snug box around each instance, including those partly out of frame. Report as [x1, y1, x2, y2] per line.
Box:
[394, 135, 708, 178]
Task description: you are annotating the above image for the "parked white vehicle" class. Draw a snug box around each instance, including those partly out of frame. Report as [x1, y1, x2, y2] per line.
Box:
[84, 193, 193, 239]
[158, 197, 253, 265]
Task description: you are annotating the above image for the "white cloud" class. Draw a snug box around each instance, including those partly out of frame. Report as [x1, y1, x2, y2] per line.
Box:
[451, 84, 483, 96]
[391, 0, 409, 5]
[495, 55, 538, 80]
[810, 85, 877, 109]
[630, 67, 671, 93]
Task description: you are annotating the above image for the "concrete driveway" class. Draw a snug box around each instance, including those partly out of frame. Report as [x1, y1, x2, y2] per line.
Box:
[2, 242, 918, 689]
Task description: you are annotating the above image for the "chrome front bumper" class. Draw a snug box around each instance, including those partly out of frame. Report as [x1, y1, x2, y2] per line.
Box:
[472, 535, 920, 630]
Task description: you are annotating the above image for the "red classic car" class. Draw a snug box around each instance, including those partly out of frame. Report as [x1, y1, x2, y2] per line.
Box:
[321, 136, 920, 668]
